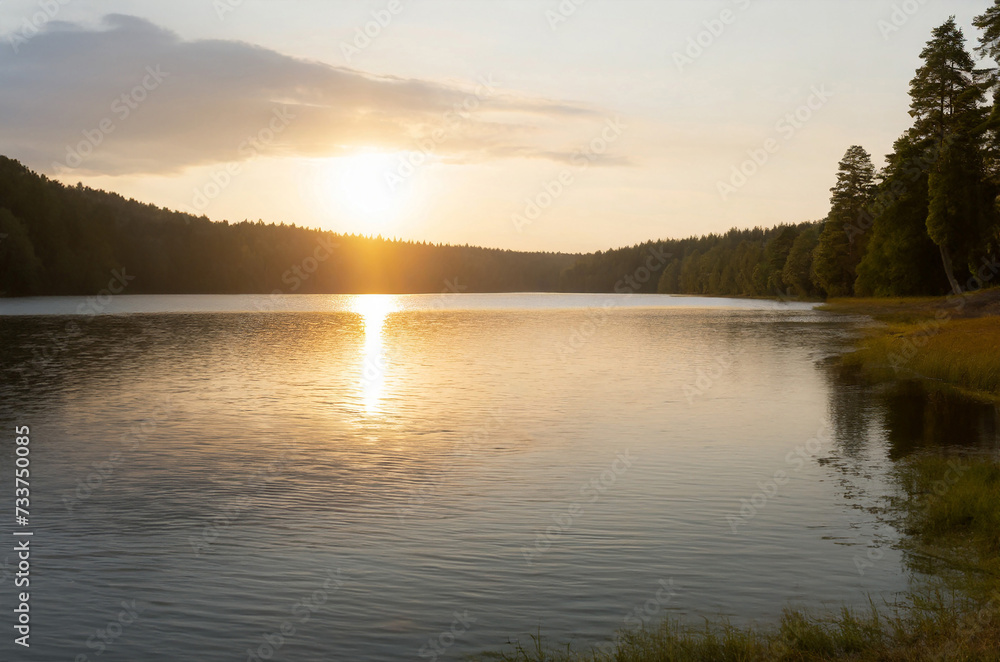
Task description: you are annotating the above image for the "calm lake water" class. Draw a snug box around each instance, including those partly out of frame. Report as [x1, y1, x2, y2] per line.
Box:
[0, 294, 996, 661]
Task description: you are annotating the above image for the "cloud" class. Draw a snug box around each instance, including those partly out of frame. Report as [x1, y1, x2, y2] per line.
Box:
[0, 14, 610, 176]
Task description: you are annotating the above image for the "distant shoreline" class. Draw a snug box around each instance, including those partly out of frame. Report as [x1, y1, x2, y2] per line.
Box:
[0, 292, 818, 317]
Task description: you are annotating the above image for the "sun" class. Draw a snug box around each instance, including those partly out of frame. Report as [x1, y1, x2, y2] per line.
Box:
[323, 151, 413, 230]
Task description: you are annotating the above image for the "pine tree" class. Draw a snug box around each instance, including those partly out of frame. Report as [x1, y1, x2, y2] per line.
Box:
[975, 1, 1000, 262]
[855, 130, 947, 297]
[909, 17, 992, 294]
[812, 146, 877, 297]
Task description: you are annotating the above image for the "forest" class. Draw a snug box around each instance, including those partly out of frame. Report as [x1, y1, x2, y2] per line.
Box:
[2, 11, 1000, 299]
[0, 155, 576, 297]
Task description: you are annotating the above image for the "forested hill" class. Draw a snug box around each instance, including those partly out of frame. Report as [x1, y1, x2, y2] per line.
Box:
[558, 223, 825, 298]
[0, 156, 578, 296]
[0, 152, 825, 298]
[0, 154, 828, 299]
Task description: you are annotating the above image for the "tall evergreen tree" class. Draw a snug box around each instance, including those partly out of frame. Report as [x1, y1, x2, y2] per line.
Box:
[812, 146, 877, 296]
[975, 0, 1000, 262]
[855, 131, 943, 296]
[909, 17, 994, 294]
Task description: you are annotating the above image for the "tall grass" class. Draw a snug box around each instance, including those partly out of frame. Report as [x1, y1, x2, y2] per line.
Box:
[822, 290, 1000, 396]
[844, 317, 1000, 395]
[484, 605, 1000, 661]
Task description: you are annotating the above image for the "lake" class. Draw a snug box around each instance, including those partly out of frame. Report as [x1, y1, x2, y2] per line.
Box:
[0, 294, 996, 661]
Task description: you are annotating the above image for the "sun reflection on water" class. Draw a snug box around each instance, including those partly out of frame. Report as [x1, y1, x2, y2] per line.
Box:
[352, 294, 399, 414]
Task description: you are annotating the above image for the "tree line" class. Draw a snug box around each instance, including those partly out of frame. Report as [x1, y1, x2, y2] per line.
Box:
[0, 156, 577, 297]
[3, 5, 1000, 299]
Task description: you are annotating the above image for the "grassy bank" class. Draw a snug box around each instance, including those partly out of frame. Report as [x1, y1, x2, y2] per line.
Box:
[820, 289, 1000, 397]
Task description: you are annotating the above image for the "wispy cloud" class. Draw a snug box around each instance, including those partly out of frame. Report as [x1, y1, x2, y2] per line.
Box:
[0, 14, 610, 176]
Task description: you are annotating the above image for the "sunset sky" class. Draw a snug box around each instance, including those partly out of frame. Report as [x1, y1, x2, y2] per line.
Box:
[0, 0, 989, 253]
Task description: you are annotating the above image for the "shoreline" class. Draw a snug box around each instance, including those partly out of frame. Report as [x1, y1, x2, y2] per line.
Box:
[482, 293, 1000, 661]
